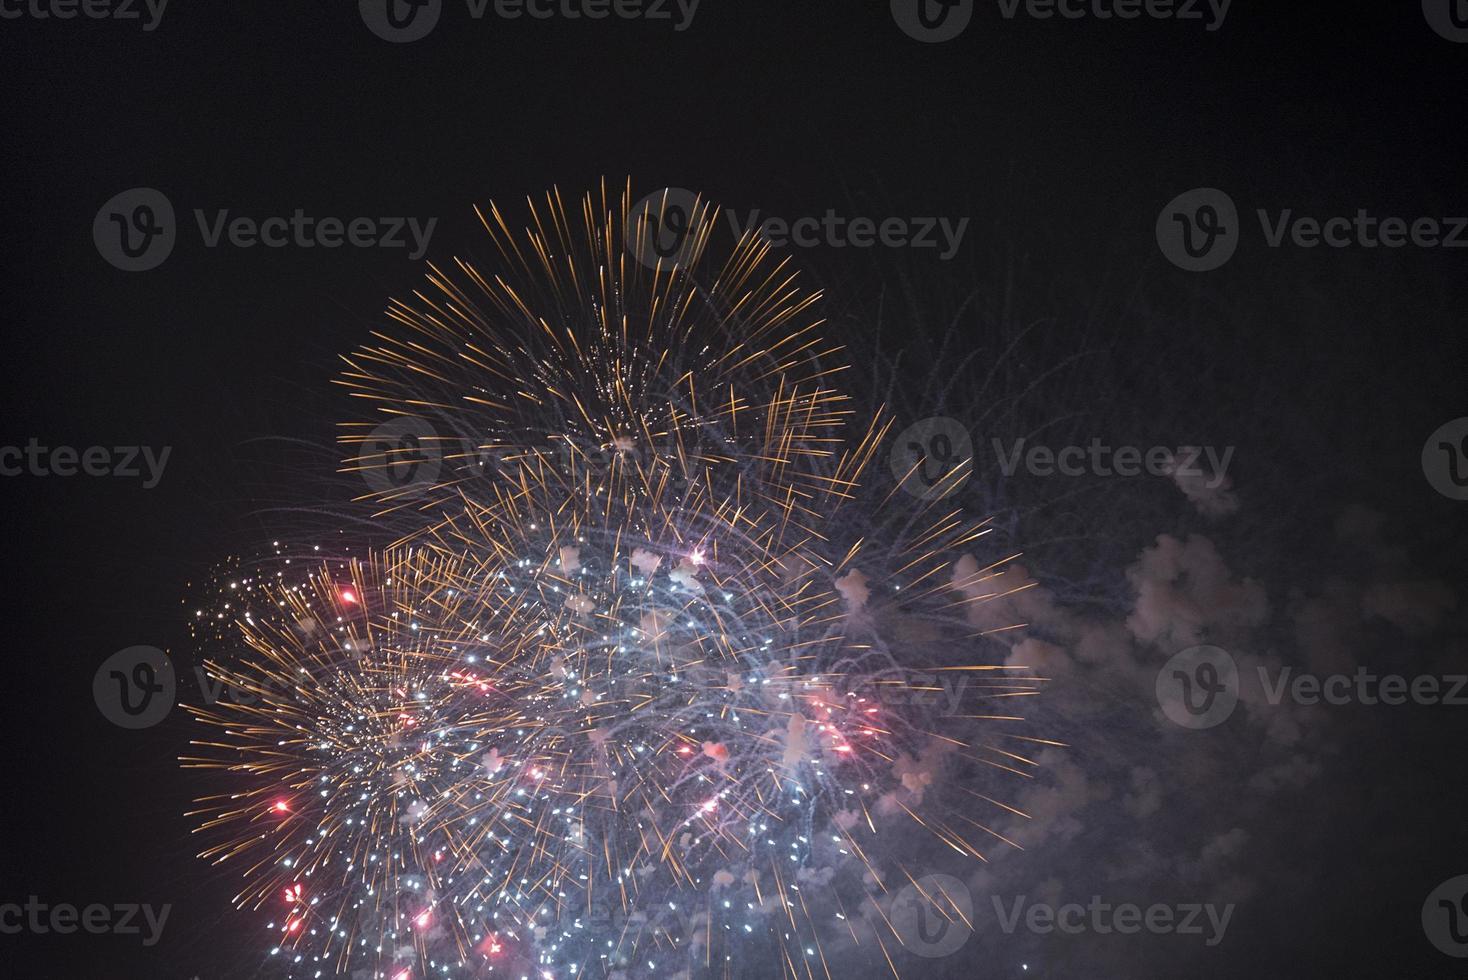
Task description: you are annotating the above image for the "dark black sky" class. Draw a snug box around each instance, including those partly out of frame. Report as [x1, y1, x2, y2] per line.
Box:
[2, 3, 1466, 979]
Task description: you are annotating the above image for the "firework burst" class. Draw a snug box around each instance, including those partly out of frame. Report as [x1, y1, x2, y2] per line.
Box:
[337, 180, 856, 532]
[185, 183, 1050, 979]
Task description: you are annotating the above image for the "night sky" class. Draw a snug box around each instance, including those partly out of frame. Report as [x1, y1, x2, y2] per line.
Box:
[2, 3, 1466, 979]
